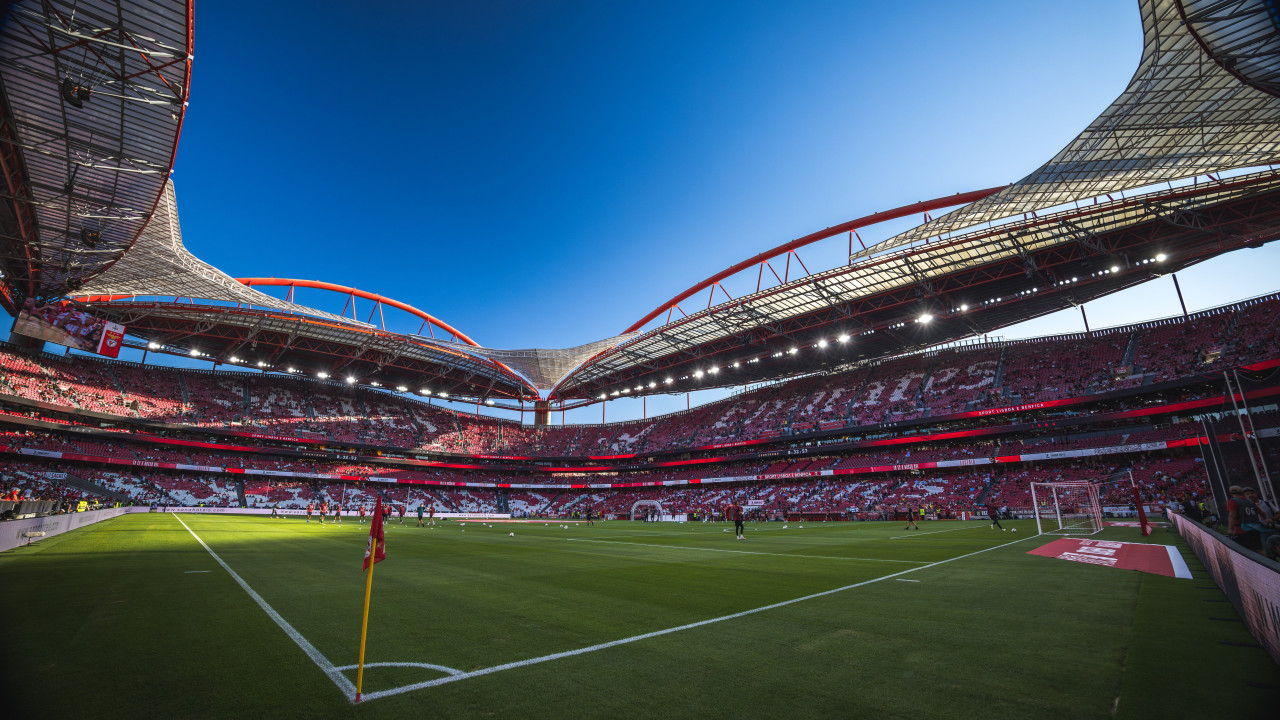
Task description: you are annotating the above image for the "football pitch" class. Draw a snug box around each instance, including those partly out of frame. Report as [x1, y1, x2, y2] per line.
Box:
[3, 514, 1277, 719]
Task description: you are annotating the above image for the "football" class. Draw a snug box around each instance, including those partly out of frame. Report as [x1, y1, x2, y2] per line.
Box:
[1011, 528, 1017, 532]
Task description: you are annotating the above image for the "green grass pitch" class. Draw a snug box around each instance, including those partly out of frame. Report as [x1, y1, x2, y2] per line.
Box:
[2, 513, 1277, 719]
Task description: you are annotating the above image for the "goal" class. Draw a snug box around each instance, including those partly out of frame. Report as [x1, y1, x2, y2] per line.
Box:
[1030, 481, 1103, 536]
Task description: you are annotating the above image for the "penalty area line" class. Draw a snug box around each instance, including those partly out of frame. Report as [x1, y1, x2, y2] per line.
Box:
[172, 514, 356, 701]
[359, 534, 1035, 703]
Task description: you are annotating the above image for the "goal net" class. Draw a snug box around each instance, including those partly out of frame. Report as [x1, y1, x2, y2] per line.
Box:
[1030, 481, 1103, 536]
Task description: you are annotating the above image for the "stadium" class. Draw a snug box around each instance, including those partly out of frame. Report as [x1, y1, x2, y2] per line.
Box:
[1, 0, 1278, 717]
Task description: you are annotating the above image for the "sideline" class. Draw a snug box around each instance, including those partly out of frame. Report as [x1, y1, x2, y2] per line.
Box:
[173, 514, 359, 701]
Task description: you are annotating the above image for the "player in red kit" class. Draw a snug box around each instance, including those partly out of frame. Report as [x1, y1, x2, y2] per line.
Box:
[727, 502, 745, 540]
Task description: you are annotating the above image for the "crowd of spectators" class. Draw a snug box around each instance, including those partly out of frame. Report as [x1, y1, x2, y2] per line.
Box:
[0, 295, 1275, 456]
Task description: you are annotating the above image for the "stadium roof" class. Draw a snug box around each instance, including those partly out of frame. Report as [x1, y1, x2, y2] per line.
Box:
[6, 0, 1280, 410]
[0, 0, 191, 307]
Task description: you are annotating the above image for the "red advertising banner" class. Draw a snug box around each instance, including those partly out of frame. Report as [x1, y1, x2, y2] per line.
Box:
[12, 299, 126, 357]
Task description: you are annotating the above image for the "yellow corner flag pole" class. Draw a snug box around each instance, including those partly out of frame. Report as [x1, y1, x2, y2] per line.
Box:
[355, 555, 374, 702]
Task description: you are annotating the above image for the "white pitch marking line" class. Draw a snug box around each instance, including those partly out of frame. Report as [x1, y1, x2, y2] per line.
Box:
[895, 579, 921, 583]
[890, 524, 989, 540]
[359, 535, 1035, 703]
[565, 538, 929, 564]
[173, 514, 356, 701]
[184, 570, 211, 573]
[331, 661, 465, 677]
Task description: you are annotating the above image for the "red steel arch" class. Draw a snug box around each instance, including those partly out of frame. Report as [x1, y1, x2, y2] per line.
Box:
[624, 186, 1008, 333]
[236, 278, 480, 347]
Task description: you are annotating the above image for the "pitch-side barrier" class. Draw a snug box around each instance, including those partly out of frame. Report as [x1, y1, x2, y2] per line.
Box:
[1170, 512, 1280, 665]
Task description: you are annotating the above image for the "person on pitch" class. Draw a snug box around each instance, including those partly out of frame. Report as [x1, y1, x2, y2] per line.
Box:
[319, 499, 329, 525]
[986, 503, 1005, 531]
[333, 502, 342, 524]
[428, 504, 435, 526]
[270, 506, 279, 520]
[416, 504, 425, 527]
[398, 504, 406, 525]
[585, 505, 595, 526]
[727, 501, 745, 540]
[358, 504, 367, 524]
[305, 502, 314, 523]
[905, 503, 919, 531]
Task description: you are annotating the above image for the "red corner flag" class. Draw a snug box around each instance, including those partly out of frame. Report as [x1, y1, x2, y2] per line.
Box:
[356, 496, 387, 702]
[363, 497, 386, 570]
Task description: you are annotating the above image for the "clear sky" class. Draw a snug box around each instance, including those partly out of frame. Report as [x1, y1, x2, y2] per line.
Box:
[53, 1, 1280, 423]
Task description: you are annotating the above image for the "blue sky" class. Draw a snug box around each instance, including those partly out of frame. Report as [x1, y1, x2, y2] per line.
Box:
[60, 1, 1280, 422]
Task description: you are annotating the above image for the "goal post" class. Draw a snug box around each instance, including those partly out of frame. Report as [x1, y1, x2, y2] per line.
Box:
[1030, 471, 1151, 537]
[1030, 481, 1103, 536]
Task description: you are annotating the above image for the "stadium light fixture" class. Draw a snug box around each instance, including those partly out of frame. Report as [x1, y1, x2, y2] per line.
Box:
[147, 341, 161, 350]
[732, 362, 740, 368]
[838, 334, 850, 342]
[485, 399, 494, 406]
[257, 361, 268, 368]
[817, 339, 827, 348]
[229, 356, 239, 363]
[694, 370, 705, 378]
[346, 376, 356, 384]
[709, 366, 719, 374]
[959, 304, 968, 312]
[599, 394, 607, 400]
[397, 385, 408, 392]
[189, 348, 200, 357]
[1156, 253, 1167, 262]
[788, 347, 798, 355]
[648, 382, 657, 388]
[611, 391, 620, 396]
[622, 388, 629, 394]
[438, 392, 448, 398]
[287, 367, 295, 373]
[918, 314, 932, 324]
[1111, 265, 1120, 273]
[665, 377, 674, 384]
[317, 372, 329, 379]
[371, 382, 381, 387]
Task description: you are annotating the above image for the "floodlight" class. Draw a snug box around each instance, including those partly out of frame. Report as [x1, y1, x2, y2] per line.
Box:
[485, 399, 494, 405]
[346, 376, 355, 384]
[918, 314, 932, 324]
[229, 356, 239, 363]
[147, 341, 161, 350]
[258, 361, 268, 368]
[189, 349, 200, 357]
[709, 367, 719, 374]
[1156, 253, 1167, 262]
[694, 370, 704, 378]
[397, 386, 408, 392]
[317, 372, 329, 379]
[438, 392, 448, 397]
[817, 339, 827, 347]
[838, 334, 850, 342]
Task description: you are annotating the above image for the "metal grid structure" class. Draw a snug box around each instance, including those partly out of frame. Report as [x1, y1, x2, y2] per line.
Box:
[0, 0, 191, 306]
[556, 170, 1280, 399]
[77, 181, 361, 324]
[849, 0, 1280, 262]
[466, 334, 638, 394]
